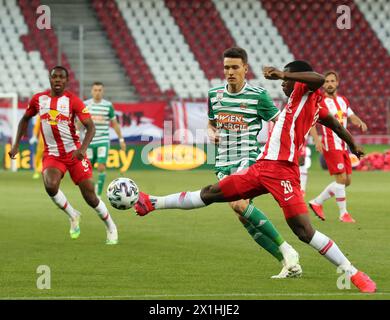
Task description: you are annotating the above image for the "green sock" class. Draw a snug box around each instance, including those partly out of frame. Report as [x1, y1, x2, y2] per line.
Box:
[244, 222, 283, 262]
[97, 172, 106, 196]
[243, 204, 285, 246]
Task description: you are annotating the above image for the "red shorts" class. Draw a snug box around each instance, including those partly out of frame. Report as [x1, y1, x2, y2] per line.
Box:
[323, 149, 352, 175]
[43, 152, 93, 185]
[218, 160, 308, 219]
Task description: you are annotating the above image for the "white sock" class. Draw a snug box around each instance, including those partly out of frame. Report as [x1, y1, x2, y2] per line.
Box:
[94, 200, 116, 232]
[51, 190, 77, 219]
[309, 230, 358, 276]
[153, 190, 206, 210]
[315, 182, 337, 204]
[299, 166, 308, 192]
[334, 182, 347, 216]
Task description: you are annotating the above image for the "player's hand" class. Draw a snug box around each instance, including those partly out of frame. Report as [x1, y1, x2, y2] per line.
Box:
[350, 145, 364, 159]
[359, 121, 368, 133]
[8, 144, 19, 159]
[119, 139, 126, 151]
[315, 141, 323, 154]
[72, 148, 85, 161]
[29, 135, 37, 145]
[263, 66, 285, 80]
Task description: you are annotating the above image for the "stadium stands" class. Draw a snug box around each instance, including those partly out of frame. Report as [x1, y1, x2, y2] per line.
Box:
[0, 0, 388, 133]
[18, 0, 79, 96]
[0, 0, 50, 98]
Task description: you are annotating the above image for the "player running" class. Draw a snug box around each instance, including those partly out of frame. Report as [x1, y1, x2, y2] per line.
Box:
[309, 71, 368, 223]
[9, 66, 118, 245]
[82, 82, 126, 196]
[207, 47, 301, 278]
[134, 61, 376, 293]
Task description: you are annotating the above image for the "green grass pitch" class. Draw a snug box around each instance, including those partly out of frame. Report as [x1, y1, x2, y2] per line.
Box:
[0, 165, 389, 300]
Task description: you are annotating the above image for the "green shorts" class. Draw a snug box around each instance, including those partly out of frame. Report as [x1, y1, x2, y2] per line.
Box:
[215, 159, 256, 181]
[87, 143, 110, 165]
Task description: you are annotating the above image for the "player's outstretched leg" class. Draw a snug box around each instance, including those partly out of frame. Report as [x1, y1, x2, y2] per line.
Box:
[232, 201, 301, 279]
[286, 214, 375, 293]
[79, 179, 118, 245]
[43, 168, 81, 239]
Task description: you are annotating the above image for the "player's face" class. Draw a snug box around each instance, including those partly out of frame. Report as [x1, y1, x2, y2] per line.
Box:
[91, 85, 104, 101]
[224, 58, 247, 88]
[281, 68, 294, 97]
[49, 69, 68, 95]
[324, 74, 338, 95]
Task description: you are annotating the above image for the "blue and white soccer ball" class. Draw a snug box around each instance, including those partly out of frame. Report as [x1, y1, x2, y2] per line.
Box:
[106, 178, 139, 210]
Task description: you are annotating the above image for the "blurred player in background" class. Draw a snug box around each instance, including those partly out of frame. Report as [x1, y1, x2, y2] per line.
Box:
[29, 115, 44, 179]
[309, 71, 368, 223]
[82, 82, 126, 196]
[207, 47, 301, 278]
[134, 61, 376, 293]
[9, 66, 118, 244]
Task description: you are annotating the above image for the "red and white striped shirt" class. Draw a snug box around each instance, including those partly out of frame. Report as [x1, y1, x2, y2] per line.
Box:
[320, 95, 354, 151]
[25, 90, 90, 157]
[260, 82, 328, 165]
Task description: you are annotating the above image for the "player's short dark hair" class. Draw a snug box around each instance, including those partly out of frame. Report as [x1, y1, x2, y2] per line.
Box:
[50, 65, 69, 78]
[223, 47, 248, 64]
[92, 81, 104, 87]
[324, 70, 339, 80]
[284, 60, 313, 72]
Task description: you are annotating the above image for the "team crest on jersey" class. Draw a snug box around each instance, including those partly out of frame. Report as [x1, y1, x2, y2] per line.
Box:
[216, 90, 224, 101]
[82, 107, 90, 114]
[240, 103, 247, 109]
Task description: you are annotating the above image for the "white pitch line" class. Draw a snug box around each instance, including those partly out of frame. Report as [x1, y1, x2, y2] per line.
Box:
[1, 292, 390, 300]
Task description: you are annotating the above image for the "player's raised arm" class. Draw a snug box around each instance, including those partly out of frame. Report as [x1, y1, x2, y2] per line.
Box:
[8, 114, 33, 159]
[263, 66, 325, 91]
[318, 113, 364, 159]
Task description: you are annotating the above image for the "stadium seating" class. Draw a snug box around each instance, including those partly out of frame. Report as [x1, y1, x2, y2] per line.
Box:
[212, 0, 294, 97]
[92, 0, 164, 101]
[260, 0, 390, 134]
[18, 0, 79, 96]
[0, 0, 49, 98]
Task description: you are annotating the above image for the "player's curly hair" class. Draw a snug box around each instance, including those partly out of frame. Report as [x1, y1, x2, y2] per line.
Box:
[50, 65, 69, 78]
[284, 60, 313, 72]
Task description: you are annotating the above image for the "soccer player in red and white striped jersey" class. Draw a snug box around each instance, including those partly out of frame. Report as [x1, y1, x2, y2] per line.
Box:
[9, 66, 118, 244]
[133, 60, 375, 293]
[309, 71, 368, 223]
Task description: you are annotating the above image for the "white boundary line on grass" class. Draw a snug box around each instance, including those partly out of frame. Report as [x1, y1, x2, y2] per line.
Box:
[1, 292, 390, 299]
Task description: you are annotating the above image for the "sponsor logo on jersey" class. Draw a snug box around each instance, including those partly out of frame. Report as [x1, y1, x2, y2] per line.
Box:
[216, 113, 248, 131]
[148, 145, 206, 170]
[40, 109, 69, 125]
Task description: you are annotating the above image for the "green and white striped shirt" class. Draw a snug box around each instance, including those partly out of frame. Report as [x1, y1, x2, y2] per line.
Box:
[208, 83, 279, 168]
[84, 98, 116, 145]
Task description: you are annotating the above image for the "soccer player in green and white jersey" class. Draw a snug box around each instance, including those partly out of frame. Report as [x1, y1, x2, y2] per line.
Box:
[207, 47, 301, 278]
[83, 82, 126, 196]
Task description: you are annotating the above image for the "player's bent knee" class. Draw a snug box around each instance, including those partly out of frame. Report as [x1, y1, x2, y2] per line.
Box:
[229, 200, 248, 214]
[200, 184, 225, 205]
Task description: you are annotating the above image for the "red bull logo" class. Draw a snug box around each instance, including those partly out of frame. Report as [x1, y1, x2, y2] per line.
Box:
[41, 110, 69, 125]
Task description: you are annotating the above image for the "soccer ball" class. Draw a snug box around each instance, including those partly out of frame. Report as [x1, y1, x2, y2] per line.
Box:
[106, 178, 139, 210]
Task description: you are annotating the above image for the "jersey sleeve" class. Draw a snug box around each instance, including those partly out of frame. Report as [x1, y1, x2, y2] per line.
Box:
[318, 105, 329, 120]
[73, 95, 90, 122]
[344, 97, 355, 117]
[257, 90, 280, 121]
[25, 94, 39, 117]
[207, 95, 216, 120]
[109, 104, 116, 120]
